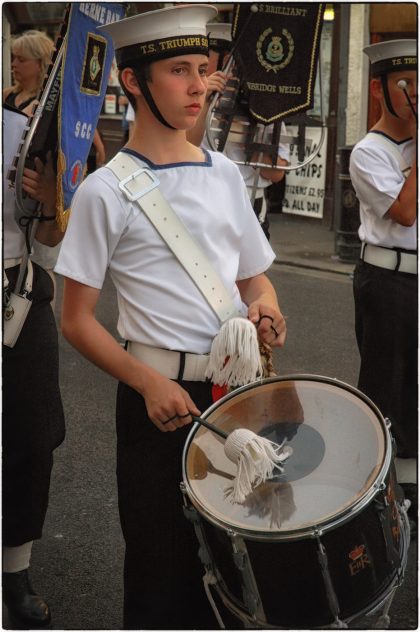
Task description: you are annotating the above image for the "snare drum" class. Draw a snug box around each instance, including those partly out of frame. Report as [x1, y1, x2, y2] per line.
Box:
[181, 375, 409, 629]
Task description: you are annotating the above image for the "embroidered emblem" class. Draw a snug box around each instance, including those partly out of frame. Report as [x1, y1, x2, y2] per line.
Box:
[256, 28, 294, 73]
[80, 33, 107, 96]
[69, 160, 83, 191]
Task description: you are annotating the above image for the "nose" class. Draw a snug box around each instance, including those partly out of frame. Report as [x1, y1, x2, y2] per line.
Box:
[189, 71, 206, 96]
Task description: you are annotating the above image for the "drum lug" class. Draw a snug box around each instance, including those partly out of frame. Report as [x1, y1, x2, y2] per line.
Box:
[180, 485, 215, 570]
[374, 481, 387, 495]
[316, 537, 343, 625]
[229, 533, 267, 624]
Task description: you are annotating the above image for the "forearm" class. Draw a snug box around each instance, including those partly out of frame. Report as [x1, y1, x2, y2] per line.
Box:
[237, 274, 286, 347]
[62, 304, 156, 395]
[61, 278, 202, 428]
[237, 273, 280, 310]
[257, 157, 288, 183]
[35, 215, 64, 246]
[387, 157, 417, 226]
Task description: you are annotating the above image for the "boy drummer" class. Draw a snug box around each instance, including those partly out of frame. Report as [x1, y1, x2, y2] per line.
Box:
[55, 4, 286, 629]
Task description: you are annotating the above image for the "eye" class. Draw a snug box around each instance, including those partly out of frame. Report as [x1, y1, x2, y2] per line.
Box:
[172, 66, 186, 75]
[199, 67, 208, 77]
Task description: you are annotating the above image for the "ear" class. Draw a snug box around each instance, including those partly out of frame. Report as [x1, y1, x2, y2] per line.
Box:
[120, 68, 142, 98]
[370, 77, 383, 100]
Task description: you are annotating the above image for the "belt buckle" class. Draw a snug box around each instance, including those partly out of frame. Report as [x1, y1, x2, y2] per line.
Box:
[118, 168, 160, 202]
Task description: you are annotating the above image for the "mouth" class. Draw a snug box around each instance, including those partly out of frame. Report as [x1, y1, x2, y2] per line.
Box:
[185, 104, 201, 114]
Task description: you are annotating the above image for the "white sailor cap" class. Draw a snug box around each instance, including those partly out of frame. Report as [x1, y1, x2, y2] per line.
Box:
[207, 22, 232, 51]
[364, 39, 417, 75]
[99, 4, 218, 68]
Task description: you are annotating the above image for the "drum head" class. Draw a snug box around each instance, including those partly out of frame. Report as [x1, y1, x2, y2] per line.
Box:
[183, 376, 391, 539]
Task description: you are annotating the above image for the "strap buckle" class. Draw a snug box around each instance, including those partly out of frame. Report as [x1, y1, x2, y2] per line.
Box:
[118, 168, 160, 202]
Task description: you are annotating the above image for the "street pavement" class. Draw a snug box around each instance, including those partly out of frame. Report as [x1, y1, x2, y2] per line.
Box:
[5, 213, 417, 630]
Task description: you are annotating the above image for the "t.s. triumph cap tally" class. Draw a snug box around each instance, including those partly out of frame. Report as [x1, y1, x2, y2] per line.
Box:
[364, 39, 417, 75]
[99, 4, 218, 68]
[207, 22, 232, 52]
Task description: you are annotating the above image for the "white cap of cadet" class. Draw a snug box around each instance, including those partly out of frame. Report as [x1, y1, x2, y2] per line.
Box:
[99, 4, 218, 68]
[364, 39, 417, 75]
[207, 22, 232, 47]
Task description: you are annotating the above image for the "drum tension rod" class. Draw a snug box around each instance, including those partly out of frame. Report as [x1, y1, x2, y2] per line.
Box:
[315, 536, 347, 629]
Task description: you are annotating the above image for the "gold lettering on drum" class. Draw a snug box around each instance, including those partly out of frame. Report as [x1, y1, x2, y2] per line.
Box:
[348, 544, 371, 576]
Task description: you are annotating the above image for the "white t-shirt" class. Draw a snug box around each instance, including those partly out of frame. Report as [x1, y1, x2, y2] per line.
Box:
[3, 106, 27, 259]
[203, 122, 290, 194]
[55, 149, 275, 353]
[349, 132, 416, 250]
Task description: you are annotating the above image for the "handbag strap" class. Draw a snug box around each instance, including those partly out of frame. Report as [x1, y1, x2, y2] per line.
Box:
[3, 257, 33, 295]
[106, 152, 240, 324]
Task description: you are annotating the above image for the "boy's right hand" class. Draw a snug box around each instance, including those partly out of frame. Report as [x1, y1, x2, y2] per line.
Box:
[141, 374, 202, 432]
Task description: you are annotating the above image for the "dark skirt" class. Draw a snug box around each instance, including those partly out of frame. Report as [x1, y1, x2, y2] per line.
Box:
[3, 263, 65, 546]
[116, 379, 224, 630]
[353, 260, 418, 458]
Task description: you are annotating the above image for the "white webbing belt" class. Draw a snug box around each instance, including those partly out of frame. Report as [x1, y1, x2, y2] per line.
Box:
[106, 152, 239, 324]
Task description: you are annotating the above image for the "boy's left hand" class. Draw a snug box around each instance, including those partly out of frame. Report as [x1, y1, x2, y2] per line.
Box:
[248, 303, 287, 348]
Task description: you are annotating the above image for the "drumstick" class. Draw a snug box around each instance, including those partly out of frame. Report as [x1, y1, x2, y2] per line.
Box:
[192, 415, 293, 503]
[192, 415, 228, 439]
[397, 79, 417, 120]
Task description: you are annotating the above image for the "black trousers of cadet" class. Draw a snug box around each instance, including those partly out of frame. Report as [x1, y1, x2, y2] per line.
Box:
[116, 380, 223, 630]
[353, 260, 418, 458]
[3, 264, 65, 546]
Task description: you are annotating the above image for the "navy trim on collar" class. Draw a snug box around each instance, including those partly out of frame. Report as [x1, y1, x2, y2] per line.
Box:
[121, 147, 212, 169]
[369, 130, 413, 145]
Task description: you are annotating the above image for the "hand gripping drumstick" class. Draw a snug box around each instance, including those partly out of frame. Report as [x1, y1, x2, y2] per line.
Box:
[192, 416, 293, 503]
[397, 79, 417, 121]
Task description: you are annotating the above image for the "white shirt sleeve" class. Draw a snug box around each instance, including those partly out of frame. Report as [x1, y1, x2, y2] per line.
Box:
[349, 143, 405, 219]
[55, 170, 130, 288]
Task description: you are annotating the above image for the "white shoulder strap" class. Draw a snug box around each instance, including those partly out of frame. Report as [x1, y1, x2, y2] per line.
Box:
[365, 132, 411, 178]
[106, 152, 239, 324]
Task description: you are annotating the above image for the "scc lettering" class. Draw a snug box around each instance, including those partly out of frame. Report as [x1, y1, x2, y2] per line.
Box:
[75, 121, 93, 140]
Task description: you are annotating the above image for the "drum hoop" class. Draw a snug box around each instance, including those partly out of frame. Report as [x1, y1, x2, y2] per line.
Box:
[182, 374, 394, 541]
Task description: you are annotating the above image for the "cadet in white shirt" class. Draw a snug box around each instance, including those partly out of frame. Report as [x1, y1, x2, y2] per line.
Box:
[55, 5, 287, 628]
[349, 39, 417, 526]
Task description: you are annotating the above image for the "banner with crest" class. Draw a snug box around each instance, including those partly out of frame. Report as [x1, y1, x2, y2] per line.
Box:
[231, 3, 325, 124]
[56, 2, 125, 230]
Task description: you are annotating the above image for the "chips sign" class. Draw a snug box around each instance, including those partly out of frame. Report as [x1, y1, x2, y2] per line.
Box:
[232, 3, 325, 123]
[283, 127, 328, 218]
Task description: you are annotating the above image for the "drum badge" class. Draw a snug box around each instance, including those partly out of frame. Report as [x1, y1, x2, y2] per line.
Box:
[256, 28, 294, 73]
[348, 544, 371, 576]
[80, 33, 107, 96]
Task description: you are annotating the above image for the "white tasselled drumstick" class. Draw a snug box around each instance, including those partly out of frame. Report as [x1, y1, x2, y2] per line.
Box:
[193, 417, 293, 503]
[224, 429, 293, 503]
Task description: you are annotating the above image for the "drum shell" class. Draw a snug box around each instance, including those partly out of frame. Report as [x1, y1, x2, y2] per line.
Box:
[197, 467, 403, 628]
[182, 375, 406, 628]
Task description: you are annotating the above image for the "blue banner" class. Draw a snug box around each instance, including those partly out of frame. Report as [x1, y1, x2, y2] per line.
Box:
[57, 2, 125, 229]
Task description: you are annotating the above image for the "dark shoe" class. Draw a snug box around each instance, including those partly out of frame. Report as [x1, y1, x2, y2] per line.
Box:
[2, 569, 51, 629]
